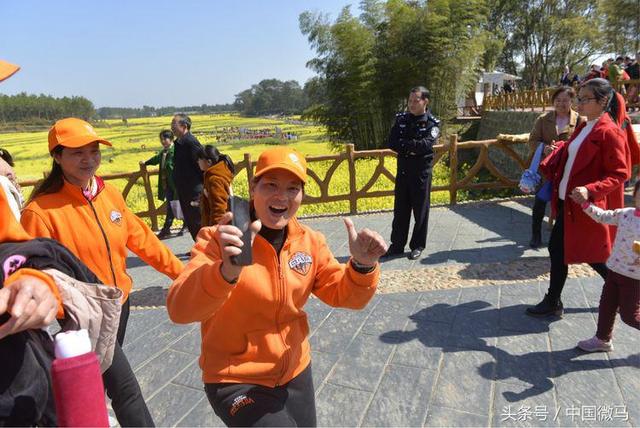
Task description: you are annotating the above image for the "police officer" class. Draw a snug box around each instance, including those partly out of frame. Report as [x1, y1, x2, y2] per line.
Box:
[385, 86, 440, 260]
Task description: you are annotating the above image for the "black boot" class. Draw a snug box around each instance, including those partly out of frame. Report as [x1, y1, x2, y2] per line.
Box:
[526, 294, 563, 317]
[530, 197, 545, 248]
[156, 228, 171, 239]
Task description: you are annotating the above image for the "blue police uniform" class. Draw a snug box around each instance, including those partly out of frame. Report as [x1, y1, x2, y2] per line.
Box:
[387, 110, 440, 256]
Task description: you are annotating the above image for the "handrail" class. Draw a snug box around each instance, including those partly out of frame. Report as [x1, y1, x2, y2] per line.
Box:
[484, 79, 640, 111]
[16, 136, 539, 230]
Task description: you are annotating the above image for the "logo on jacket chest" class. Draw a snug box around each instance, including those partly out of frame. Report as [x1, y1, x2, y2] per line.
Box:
[110, 210, 123, 226]
[288, 251, 313, 275]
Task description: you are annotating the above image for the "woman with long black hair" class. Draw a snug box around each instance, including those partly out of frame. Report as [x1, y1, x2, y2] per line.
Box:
[21, 118, 184, 426]
[527, 78, 635, 318]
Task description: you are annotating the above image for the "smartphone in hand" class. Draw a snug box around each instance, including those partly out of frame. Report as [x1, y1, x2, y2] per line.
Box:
[230, 196, 253, 266]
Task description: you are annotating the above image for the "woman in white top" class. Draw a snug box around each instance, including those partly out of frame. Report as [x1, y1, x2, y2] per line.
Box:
[527, 78, 631, 318]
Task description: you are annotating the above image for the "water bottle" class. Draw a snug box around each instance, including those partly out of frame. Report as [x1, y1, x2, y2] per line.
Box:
[51, 329, 109, 427]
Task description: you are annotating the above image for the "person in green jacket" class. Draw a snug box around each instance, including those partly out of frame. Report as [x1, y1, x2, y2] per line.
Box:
[144, 130, 184, 238]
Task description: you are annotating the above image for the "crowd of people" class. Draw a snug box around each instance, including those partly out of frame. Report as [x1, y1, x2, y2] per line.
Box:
[201, 126, 300, 143]
[1, 55, 639, 428]
[580, 54, 640, 86]
[498, 52, 640, 108]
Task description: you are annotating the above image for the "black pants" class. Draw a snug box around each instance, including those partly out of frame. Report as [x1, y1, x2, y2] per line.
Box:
[160, 188, 175, 232]
[205, 365, 316, 427]
[0, 330, 57, 427]
[178, 194, 202, 240]
[102, 299, 155, 427]
[531, 196, 546, 239]
[390, 166, 433, 251]
[547, 200, 608, 301]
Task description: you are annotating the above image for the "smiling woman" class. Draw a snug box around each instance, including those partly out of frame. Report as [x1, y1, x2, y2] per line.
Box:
[167, 146, 389, 427]
[20, 117, 184, 427]
[527, 78, 635, 319]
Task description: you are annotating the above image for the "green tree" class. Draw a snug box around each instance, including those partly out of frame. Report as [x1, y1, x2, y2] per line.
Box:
[300, 0, 488, 150]
[233, 79, 305, 116]
[487, 0, 602, 88]
[0, 93, 95, 123]
[599, 0, 640, 54]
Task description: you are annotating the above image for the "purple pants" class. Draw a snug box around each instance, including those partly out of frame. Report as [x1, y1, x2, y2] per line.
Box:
[596, 270, 640, 341]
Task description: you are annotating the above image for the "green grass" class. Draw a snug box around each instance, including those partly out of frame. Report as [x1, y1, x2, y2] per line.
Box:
[0, 113, 452, 223]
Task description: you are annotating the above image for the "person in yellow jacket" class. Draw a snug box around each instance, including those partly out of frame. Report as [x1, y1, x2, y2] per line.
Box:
[167, 147, 388, 426]
[21, 117, 184, 427]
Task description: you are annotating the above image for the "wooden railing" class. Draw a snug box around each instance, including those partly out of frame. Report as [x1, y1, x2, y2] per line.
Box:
[484, 79, 640, 111]
[18, 137, 535, 230]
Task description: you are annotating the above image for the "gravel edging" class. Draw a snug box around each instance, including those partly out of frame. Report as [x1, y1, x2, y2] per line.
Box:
[377, 259, 599, 293]
[130, 259, 600, 309]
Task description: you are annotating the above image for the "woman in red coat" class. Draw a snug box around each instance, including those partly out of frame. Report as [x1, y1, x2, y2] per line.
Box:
[528, 78, 631, 317]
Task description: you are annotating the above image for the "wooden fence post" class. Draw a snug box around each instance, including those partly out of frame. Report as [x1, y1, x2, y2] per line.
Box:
[449, 134, 458, 205]
[244, 152, 253, 188]
[139, 162, 158, 231]
[346, 144, 358, 214]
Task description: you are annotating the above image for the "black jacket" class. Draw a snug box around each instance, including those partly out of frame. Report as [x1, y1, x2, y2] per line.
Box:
[0, 238, 101, 426]
[172, 132, 204, 200]
[0, 238, 99, 285]
[388, 111, 440, 171]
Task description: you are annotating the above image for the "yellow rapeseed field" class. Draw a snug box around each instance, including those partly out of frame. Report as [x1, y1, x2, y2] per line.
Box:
[0, 113, 450, 221]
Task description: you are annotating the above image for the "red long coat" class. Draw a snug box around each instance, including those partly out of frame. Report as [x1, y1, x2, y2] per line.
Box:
[540, 113, 630, 264]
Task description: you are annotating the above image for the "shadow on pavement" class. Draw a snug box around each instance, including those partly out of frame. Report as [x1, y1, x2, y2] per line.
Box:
[380, 300, 635, 402]
[456, 256, 550, 281]
[129, 286, 167, 307]
[429, 201, 535, 264]
[126, 252, 191, 269]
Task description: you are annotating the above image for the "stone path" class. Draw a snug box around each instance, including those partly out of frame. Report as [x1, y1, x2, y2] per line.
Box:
[121, 198, 639, 427]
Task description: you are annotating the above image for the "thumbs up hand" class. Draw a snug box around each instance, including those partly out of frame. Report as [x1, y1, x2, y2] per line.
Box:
[343, 217, 388, 268]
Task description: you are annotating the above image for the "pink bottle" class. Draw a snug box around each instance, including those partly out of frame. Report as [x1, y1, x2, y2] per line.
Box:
[51, 330, 109, 427]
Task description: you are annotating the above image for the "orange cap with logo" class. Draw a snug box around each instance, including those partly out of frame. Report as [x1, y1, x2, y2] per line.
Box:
[0, 60, 20, 83]
[48, 118, 112, 152]
[254, 147, 307, 183]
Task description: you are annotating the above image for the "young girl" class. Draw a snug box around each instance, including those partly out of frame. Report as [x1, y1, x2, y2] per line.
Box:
[572, 181, 640, 352]
[196, 145, 234, 227]
[168, 147, 387, 426]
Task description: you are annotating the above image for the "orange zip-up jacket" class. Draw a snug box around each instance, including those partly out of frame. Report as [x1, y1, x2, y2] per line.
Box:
[21, 179, 183, 301]
[167, 217, 378, 387]
[0, 186, 64, 317]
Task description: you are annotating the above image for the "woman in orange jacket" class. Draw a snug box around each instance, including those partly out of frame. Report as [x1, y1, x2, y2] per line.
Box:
[167, 147, 388, 427]
[0, 186, 61, 339]
[0, 58, 60, 426]
[0, 185, 63, 426]
[197, 144, 234, 227]
[21, 117, 184, 427]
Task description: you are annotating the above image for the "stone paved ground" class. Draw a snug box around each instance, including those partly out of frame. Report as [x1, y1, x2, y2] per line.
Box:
[122, 198, 639, 427]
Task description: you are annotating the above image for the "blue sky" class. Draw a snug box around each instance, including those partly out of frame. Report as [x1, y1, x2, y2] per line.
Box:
[0, 0, 354, 108]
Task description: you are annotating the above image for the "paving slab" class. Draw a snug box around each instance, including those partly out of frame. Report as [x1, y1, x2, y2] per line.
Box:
[116, 199, 639, 427]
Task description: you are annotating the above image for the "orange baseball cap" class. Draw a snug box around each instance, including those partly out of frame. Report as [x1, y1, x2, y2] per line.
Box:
[254, 147, 307, 183]
[48, 118, 112, 152]
[0, 60, 20, 83]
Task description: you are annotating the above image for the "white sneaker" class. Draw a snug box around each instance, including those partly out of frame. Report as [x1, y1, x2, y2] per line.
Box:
[577, 336, 613, 352]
